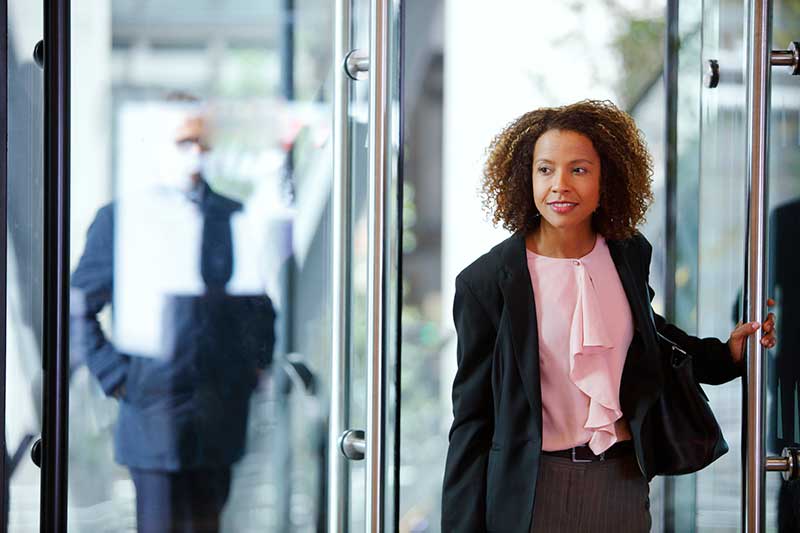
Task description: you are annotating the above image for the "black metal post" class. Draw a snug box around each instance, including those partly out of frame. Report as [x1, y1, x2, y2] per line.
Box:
[664, 0, 678, 323]
[280, 0, 296, 353]
[663, 0, 697, 531]
[393, 2, 405, 532]
[40, 0, 70, 530]
[0, 1, 9, 530]
[281, 0, 295, 101]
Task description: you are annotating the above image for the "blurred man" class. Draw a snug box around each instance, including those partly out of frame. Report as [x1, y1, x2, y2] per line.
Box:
[767, 199, 800, 533]
[70, 102, 275, 533]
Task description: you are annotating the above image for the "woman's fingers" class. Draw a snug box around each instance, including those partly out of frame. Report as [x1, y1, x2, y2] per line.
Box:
[733, 321, 768, 338]
[761, 328, 777, 347]
[733, 321, 760, 340]
[728, 321, 757, 362]
[731, 298, 778, 356]
[761, 310, 777, 348]
[761, 312, 775, 333]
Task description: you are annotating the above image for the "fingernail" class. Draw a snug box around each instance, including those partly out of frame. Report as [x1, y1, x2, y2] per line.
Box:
[753, 322, 760, 329]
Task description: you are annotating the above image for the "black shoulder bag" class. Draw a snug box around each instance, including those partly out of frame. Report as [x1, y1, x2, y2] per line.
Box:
[645, 330, 729, 477]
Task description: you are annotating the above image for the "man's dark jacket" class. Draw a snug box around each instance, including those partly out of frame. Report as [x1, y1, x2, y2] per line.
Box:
[70, 183, 275, 471]
[441, 231, 743, 532]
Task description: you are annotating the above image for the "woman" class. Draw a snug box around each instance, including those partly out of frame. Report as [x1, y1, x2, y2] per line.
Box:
[440, 100, 776, 532]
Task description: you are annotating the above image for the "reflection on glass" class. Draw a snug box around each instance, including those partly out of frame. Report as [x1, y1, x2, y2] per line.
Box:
[66, 2, 335, 531]
[70, 102, 278, 531]
[766, 1, 800, 529]
[6, 0, 45, 530]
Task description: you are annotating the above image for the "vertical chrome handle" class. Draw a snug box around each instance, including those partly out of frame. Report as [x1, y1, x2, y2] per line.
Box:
[328, 0, 354, 530]
[742, 5, 800, 529]
[366, 0, 390, 531]
[743, 0, 770, 531]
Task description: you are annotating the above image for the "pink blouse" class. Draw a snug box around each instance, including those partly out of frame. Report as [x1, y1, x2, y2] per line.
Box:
[526, 234, 634, 455]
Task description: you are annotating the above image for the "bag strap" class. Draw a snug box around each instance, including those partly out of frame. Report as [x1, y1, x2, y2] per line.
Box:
[656, 331, 687, 357]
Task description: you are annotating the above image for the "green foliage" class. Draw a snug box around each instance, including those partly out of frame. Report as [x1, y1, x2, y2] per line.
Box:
[774, 0, 800, 48]
[612, 16, 666, 108]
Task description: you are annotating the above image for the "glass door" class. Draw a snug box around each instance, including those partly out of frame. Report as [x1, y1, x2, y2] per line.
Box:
[3, 0, 46, 531]
[1, 0, 403, 531]
[690, 0, 752, 528]
[330, 0, 402, 531]
[762, 2, 800, 532]
[686, 0, 800, 530]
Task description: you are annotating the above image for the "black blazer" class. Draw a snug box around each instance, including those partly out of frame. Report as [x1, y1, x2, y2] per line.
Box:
[441, 231, 742, 533]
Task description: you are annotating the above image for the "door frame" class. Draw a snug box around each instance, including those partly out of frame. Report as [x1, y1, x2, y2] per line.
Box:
[40, 0, 71, 529]
[1, 0, 9, 525]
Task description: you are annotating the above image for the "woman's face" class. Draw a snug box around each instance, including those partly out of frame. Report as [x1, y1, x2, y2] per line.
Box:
[531, 129, 601, 234]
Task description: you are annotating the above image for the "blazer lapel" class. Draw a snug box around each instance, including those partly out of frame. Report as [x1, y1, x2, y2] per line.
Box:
[606, 238, 650, 339]
[606, 238, 664, 415]
[498, 232, 543, 423]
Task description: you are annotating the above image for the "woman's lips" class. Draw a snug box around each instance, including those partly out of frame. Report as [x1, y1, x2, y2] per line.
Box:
[548, 201, 578, 214]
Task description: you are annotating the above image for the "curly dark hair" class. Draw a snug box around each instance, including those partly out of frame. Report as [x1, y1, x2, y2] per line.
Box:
[481, 99, 654, 240]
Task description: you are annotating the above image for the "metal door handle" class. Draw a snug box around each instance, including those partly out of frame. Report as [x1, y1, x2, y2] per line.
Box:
[704, 59, 720, 88]
[339, 429, 366, 460]
[765, 448, 800, 481]
[706, 40, 798, 91]
[30, 438, 42, 468]
[328, 0, 356, 530]
[365, 2, 391, 531]
[33, 40, 44, 69]
[770, 41, 800, 74]
[41, 2, 71, 529]
[344, 49, 370, 81]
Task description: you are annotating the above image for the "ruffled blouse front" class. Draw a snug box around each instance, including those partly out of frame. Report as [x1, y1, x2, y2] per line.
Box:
[526, 234, 634, 454]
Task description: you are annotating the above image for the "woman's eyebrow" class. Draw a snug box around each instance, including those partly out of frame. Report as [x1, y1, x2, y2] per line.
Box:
[533, 158, 596, 165]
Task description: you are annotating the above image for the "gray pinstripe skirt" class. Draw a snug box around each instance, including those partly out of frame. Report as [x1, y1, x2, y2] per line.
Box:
[530, 451, 651, 532]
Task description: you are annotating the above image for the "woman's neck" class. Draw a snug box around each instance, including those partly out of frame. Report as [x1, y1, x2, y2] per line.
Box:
[525, 223, 597, 259]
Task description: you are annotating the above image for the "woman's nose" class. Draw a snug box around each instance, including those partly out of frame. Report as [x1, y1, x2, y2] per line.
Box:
[551, 169, 571, 191]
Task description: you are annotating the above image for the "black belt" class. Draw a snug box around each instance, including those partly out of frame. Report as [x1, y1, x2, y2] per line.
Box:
[541, 440, 634, 463]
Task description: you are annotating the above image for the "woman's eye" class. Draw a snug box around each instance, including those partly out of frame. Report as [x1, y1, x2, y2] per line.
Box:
[573, 167, 587, 175]
[537, 166, 551, 175]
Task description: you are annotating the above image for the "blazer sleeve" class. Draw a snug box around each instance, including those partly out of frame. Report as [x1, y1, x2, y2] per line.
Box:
[441, 275, 496, 533]
[70, 205, 130, 396]
[638, 235, 743, 385]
